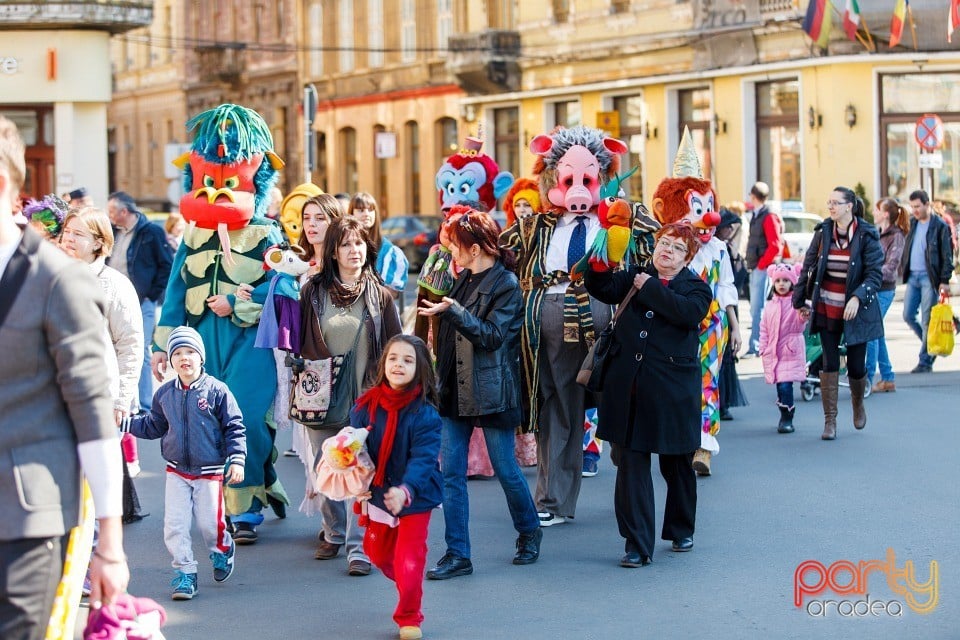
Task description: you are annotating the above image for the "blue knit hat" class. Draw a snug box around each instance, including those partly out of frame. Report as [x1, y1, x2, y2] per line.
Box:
[167, 326, 205, 363]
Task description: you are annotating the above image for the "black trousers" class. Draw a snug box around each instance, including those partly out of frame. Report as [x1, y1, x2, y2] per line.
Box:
[819, 329, 867, 378]
[614, 449, 697, 558]
[0, 536, 66, 640]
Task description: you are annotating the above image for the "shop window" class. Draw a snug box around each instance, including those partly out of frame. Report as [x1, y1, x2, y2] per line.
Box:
[612, 94, 644, 202]
[340, 127, 358, 195]
[405, 121, 420, 213]
[679, 87, 713, 181]
[755, 80, 800, 201]
[493, 107, 520, 182]
[881, 72, 960, 203]
[550, 100, 581, 129]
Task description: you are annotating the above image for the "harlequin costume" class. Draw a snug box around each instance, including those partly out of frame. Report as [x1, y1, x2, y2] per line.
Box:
[157, 104, 290, 542]
[650, 129, 734, 476]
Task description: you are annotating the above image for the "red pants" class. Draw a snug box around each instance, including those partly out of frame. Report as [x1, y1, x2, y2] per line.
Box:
[363, 510, 431, 628]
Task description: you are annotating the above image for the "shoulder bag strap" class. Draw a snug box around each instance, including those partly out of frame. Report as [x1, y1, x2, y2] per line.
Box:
[609, 284, 639, 329]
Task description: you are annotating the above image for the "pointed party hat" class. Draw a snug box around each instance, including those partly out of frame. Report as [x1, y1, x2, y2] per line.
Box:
[672, 126, 703, 179]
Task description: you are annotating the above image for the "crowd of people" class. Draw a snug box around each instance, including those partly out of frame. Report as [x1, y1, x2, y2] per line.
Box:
[0, 107, 957, 640]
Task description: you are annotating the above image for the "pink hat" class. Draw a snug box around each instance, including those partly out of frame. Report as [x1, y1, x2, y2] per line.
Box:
[767, 262, 801, 286]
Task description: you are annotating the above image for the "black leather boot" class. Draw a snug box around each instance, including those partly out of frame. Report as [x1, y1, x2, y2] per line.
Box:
[777, 406, 795, 434]
[512, 528, 543, 565]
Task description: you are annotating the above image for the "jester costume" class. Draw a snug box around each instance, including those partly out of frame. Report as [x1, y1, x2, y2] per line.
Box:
[688, 237, 737, 453]
[155, 105, 289, 537]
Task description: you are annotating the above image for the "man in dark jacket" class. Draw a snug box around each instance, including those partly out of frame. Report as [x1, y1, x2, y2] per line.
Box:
[107, 191, 174, 412]
[743, 182, 784, 355]
[900, 189, 954, 373]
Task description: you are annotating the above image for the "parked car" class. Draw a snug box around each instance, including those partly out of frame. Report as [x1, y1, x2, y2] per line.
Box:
[780, 211, 823, 263]
[381, 214, 440, 272]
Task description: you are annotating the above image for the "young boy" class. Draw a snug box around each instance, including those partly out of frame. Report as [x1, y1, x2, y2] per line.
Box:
[121, 326, 246, 600]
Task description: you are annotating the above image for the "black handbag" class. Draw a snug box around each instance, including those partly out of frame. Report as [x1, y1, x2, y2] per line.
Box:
[576, 285, 638, 392]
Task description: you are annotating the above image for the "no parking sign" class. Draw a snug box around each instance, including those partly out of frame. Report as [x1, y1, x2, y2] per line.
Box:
[915, 114, 944, 152]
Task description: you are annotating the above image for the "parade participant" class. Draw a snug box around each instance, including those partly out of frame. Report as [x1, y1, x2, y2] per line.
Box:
[868, 198, 909, 392]
[279, 182, 325, 246]
[794, 187, 884, 440]
[743, 181, 783, 356]
[122, 326, 246, 600]
[584, 223, 711, 566]
[500, 125, 658, 527]
[347, 192, 409, 296]
[152, 104, 289, 543]
[0, 115, 128, 635]
[419, 209, 540, 580]
[715, 208, 749, 419]
[649, 129, 737, 476]
[758, 263, 806, 434]
[164, 212, 185, 251]
[300, 216, 401, 574]
[353, 335, 443, 640]
[22, 194, 68, 242]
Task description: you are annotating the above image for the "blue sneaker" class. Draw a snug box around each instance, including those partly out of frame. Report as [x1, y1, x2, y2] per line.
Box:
[211, 541, 235, 583]
[170, 570, 198, 600]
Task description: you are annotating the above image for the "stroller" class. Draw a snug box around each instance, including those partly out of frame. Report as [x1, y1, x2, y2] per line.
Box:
[799, 328, 872, 401]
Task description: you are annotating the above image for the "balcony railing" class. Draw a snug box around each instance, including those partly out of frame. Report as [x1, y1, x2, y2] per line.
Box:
[0, 1, 153, 33]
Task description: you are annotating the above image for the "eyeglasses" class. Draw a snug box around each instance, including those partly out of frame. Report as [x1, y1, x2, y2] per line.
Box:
[656, 238, 689, 254]
[826, 200, 850, 207]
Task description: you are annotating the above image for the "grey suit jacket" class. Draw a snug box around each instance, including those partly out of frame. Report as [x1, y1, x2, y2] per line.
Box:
[0, 226, 115, 540]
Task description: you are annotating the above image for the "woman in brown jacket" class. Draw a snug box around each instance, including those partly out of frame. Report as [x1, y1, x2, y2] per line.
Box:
[866, 198, 908, 393]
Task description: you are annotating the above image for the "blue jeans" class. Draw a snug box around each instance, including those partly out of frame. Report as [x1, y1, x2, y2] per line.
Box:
[902, 272, 936, 367]
[865, 290, 896, 382]
[440, 418, 539, 559]
[138, 299, 157, 412]
[748, 268, 769, 353]
[776, 382, 794, 409]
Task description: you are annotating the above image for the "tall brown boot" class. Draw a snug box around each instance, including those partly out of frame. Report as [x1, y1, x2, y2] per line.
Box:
[820, 371, 839, 440]
[849, 376, 867, 430]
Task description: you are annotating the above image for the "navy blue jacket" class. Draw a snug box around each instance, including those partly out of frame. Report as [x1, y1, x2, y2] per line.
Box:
[122, 373, 246, 476]
[110, 213, 173, 303]
[350, 396, 442, 516]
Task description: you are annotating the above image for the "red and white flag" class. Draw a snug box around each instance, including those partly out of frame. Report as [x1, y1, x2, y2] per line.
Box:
[950, 0, 960, 43]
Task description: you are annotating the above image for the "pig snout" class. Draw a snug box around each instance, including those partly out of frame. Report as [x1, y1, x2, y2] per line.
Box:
[565, 185, 594, 212]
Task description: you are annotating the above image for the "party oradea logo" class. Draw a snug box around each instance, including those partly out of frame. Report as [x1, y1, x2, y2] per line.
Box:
[794, 549, 938, 617]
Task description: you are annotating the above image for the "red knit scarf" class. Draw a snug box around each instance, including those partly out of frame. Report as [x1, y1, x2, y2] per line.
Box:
[356, 382, 422, 487]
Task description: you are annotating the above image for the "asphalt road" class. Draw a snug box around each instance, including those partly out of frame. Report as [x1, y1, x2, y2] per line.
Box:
[85, 293, 958, 639]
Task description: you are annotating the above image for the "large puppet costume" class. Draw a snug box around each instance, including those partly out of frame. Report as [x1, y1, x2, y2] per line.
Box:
[650, 129, 739, 477]
[500, 125, 659, 525]
[156, 104, 289, 543]
[418, 137, 512, 478]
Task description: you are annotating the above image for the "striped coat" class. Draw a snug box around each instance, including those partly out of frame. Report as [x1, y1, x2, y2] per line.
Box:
[499, 203, 660, 432]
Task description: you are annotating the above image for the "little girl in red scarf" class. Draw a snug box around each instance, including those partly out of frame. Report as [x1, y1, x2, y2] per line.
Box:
[352, 335, 442, 640]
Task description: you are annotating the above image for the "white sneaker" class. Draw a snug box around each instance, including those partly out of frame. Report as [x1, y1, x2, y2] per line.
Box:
[538, 513, 567, 527]
[127, 461, 141, 478]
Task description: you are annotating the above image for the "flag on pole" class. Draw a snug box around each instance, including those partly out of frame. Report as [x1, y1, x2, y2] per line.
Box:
[842, 0, 862, 40]
[949, 0, 960, 43]
[890, 0, 907, 48]
[803, 0, 833, 48]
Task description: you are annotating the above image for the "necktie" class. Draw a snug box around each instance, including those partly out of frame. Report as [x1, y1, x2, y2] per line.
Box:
[567, 215, 587, 272]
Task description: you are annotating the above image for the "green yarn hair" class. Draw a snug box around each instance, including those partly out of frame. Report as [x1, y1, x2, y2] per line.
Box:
[186, 104, 276, 164]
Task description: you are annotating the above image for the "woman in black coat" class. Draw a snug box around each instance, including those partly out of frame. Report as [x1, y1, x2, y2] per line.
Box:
[418, 211, 541, 579]
[584, 223, 711, 568]
[793, 186, 883, 441]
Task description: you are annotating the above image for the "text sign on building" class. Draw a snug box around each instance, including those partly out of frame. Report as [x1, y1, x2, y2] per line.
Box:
[0, 57, 19, 75]
[919, 152, 943, 170]
[375, 132, 397, 159]
[915, 114, 944, 152]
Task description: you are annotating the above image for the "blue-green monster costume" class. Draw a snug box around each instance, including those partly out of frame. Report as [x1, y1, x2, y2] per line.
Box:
[155, 104, 289, 531]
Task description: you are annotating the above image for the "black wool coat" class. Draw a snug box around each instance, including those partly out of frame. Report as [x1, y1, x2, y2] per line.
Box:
[792, 218, 884, 346]
[584, 265, 712, 455]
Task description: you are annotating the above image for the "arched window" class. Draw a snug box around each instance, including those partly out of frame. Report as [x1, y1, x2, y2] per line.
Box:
[340, 127, 358, 195]
[405, 121, 420, 213]
[373, 124, 388, 215]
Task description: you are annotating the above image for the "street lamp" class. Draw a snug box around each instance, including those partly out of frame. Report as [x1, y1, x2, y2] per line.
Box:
[844, 104, 857, 129]
[807, 106, 822, 130]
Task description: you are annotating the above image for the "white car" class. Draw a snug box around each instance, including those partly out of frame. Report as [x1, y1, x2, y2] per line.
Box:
[780, 211, 823, 263]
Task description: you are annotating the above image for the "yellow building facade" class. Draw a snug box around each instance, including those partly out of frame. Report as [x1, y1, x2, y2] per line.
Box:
[460, 0, 960, 218]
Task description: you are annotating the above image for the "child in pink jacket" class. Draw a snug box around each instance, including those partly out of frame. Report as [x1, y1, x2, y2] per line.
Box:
[759, 263, 806, 434]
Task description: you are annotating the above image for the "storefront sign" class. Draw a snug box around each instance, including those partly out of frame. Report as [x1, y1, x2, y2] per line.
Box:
[0, 57, 19, 75]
